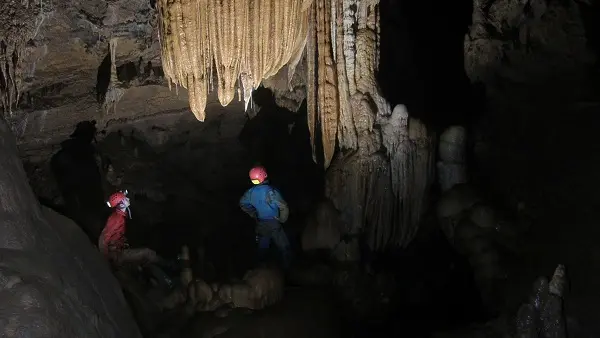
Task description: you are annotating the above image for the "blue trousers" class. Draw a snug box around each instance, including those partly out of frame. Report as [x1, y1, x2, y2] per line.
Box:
[255, 219, 292, 269]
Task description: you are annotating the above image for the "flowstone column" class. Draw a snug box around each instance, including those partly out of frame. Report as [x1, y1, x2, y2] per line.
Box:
[305, 0, 436, 259]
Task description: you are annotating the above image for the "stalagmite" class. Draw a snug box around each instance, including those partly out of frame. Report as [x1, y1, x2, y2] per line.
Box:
[163, 266, 284, 312]
[516, 265, 568, 338]
[157, 0, 312, 121]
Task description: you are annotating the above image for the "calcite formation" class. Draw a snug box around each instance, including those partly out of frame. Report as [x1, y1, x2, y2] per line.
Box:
[156, 0, 311, 121]
[163, 266, 284, 312]
[307, 0, 435, 250]
[102, 38, 126, 114]
[0, 1, 43, 116]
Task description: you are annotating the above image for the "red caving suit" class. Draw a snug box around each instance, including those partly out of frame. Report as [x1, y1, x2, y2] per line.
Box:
[98, 209, 128, 259]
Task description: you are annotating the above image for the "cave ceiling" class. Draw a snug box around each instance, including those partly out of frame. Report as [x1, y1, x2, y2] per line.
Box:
[0, 0, 314, 155]
[0, 0, 597, 162]
[0, 0, 227, 156]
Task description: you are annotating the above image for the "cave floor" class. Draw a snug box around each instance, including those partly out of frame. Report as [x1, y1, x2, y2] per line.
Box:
[179, 287, 342, 338]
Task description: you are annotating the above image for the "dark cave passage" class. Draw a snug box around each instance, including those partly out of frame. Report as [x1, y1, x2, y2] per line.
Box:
[40, 100, 488, 337]
[378, 0, 478, 130]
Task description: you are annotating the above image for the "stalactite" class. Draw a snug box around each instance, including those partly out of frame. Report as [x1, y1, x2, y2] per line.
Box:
[306, 4, 318, 162]
[157, 0, 312, 121]
[342, 0, 356, 95]
[285, 18, 309, 91]
[333, 0, 357, 150]
[102, 38, 126, 115]
[315, 0, 339, 168]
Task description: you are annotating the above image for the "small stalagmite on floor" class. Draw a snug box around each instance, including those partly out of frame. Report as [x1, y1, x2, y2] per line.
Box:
[218, 267, 285, 310]
[162, 245, 285, 313]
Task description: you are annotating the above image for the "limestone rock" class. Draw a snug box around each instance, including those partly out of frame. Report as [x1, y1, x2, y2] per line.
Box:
[436, 184, 481, 219]
[301, 199, 343, 252]
[218, 267, 285, 310]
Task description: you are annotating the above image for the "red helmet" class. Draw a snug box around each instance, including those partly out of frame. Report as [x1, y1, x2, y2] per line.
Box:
[106, 191, 128, 208]
[249, 166, 267, 185]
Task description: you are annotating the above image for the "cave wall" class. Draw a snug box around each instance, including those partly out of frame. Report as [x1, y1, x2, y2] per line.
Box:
[0, 0, 200, 162]
[0, 118, 141, 336]
[24, 93, 251, 239]
[464, 0, 600, 333]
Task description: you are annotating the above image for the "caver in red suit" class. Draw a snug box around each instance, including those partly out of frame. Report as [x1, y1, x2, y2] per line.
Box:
[99, 190, 159, 265]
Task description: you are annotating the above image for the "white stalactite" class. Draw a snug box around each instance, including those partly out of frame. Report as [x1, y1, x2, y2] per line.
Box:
[102, 38, 126, 115]
[331, 0, 337, 63]
[342, 0, 356, 95]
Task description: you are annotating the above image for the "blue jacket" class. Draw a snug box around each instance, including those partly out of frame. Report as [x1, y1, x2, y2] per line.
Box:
[239, 183, 289, 222]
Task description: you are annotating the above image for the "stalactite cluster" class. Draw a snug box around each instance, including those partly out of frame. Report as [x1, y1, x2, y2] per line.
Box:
[157, 0, 311, 121]
[0, 1, 40, 117]
[307, 0, 435, 250]
[307, 0, 392, 168]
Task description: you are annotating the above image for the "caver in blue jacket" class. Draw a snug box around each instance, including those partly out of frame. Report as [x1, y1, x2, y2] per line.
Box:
[239, 182, 291, 268]
[239, 184, 289, 222]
